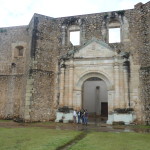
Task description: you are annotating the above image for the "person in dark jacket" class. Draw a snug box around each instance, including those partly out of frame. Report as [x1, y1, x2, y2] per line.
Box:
[81, 109, 85, 125]
[77, 109, 81, 124]
[84, 109, 88, 125]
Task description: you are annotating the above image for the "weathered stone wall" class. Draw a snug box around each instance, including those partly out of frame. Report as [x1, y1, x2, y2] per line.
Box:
[0, 2, 149, 123]
[30, 7, 149, 123]
[0, 26, 30, 119]
[0, 76, 24, 119]
[134, 2, 150, 124]
[24, 14, 61, 121]
[27, 11, 133, 121]
[140, 67, 150, 125]
[29, 71, 55, 121]
[142, 2, 150, 125]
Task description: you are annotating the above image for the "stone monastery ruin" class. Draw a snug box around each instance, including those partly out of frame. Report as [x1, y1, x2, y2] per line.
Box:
[0, 2, 150, 124]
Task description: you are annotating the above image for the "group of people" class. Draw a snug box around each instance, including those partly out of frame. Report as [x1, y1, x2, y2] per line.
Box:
[73, 109, 88, 125]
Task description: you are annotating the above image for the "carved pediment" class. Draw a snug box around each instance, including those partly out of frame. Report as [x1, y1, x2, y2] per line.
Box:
[62, 38, 115, 60]
[74, 39, 114, 58]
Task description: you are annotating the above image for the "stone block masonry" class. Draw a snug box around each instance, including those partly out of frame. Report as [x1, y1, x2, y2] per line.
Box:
[0, 1, 150, 124]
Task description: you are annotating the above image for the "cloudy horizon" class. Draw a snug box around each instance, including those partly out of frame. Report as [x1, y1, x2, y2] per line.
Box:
[0, 0, 149, 28]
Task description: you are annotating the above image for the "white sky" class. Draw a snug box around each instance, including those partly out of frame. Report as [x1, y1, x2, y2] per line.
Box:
[0, 0, 149, 27]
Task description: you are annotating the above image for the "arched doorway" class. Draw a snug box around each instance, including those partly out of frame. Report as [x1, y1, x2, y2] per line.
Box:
[82, 77, 108, 119]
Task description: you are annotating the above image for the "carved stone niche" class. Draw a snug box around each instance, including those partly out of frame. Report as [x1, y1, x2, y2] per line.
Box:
[12, 41, 27, 59]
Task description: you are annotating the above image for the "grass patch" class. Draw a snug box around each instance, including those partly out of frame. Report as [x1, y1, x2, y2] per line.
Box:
[112, 124, 150, 130]
[70, 132, 150, 150]
[27, 121, 64, 126]
[0, 120, 12, 122]
[131, 125, 150, 129]
[0, 127, 81, 150]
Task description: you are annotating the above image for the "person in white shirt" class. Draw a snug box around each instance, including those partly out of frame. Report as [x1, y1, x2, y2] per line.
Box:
[73, 110, 77, 123]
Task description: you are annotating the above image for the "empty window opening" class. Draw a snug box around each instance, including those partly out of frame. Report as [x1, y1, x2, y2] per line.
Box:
[109, 28, 120, 43]
[70, 31, 80, 45]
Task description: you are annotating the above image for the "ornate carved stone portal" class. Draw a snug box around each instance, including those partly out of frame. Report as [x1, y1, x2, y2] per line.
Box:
[58, 38, 131, 122]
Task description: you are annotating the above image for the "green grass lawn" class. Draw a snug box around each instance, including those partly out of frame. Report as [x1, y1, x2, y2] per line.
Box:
[0, 122, 150, 150]
[0, 119, 12, 122]
[70, 132, 150, 150]
[0, 127, 81, 150]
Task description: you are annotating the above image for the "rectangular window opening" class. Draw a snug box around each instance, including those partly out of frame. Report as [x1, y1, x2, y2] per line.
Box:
[109, 28, 120, 43]
[70, 31, 80, 46]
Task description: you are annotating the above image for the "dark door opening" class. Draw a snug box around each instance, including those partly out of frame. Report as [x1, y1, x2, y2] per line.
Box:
[101, 102, 108, 117]
[82, 77, 108, 122]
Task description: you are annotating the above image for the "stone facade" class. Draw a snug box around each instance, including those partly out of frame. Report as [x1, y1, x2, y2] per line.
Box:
[0, 2, 149, 124]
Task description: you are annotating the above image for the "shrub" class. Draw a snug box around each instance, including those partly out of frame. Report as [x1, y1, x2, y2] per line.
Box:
[114, 108, 134, 114]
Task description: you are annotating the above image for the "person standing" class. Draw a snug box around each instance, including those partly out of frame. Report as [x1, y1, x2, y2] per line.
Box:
[77, 110, 81, 124]
[81, 109, 85, 125]
[84, 109, 88, 126]
[73, 109, 77, 123]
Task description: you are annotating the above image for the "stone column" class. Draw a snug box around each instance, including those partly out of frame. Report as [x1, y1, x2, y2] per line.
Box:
[59, 67, 65, 107]
[120, 66, 125, 108]
[114, 63, 120, 108]
[68, 61, 74, 108]
[64, 68, 69, 106]
[73, 90, 82, 109]
[123, 64, 129, 108]
[108, 90, 114, 112]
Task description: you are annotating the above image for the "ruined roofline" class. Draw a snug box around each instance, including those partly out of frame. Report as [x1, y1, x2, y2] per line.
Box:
[0, 25, 28, 29]
[30, 8, 133, 21]
[33, 13, 54, 19]
[30, 1, 149, 20]
[55, 1, 149, 19]
[1, 1, 149, 28]
[0, 8, 130, 28]
[55, 8, 133, 19]
[1, 7, 131, 29]
[144, 1, 150, 5]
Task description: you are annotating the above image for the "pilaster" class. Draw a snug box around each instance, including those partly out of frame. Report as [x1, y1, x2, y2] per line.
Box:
[123, 64, 129, 107]
[114, 63, 120, 108]
[68, 60, 74, 108]
[59, 67, 65, 106]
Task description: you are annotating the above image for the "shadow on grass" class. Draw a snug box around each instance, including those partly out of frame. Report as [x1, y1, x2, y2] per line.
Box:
[56, 132, 87, 150]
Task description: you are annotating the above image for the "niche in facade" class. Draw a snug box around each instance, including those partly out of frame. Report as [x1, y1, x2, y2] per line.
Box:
[14, 45, 24, 58]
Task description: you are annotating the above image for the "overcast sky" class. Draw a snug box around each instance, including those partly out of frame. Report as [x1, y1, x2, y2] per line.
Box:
[0, 0, 149, 27]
